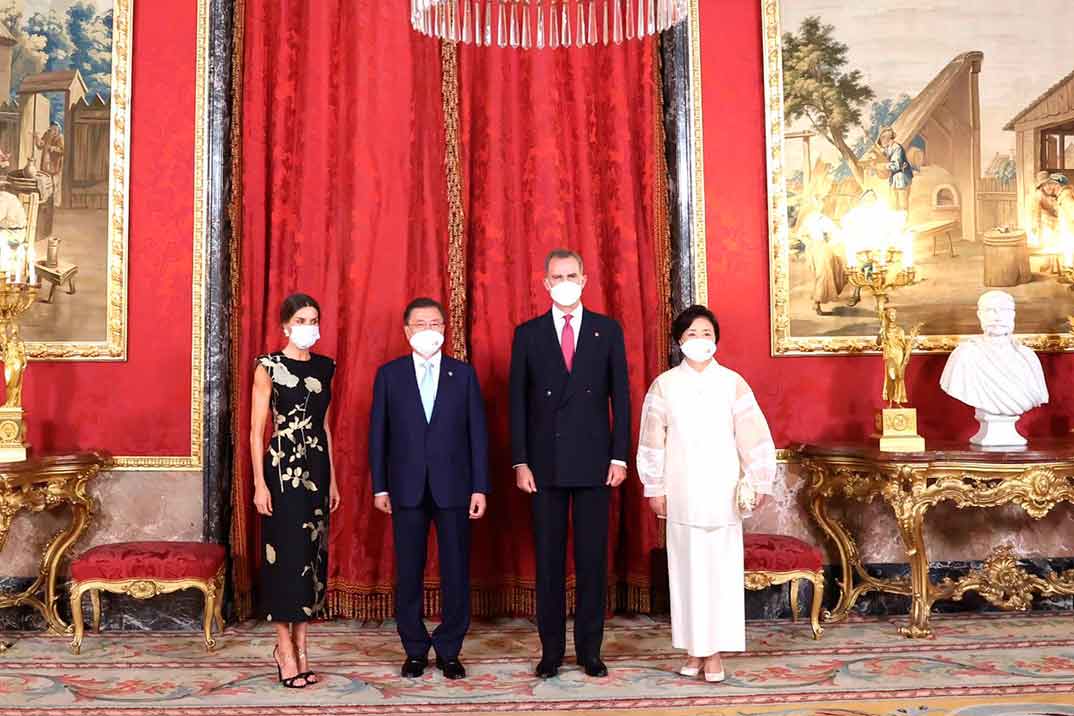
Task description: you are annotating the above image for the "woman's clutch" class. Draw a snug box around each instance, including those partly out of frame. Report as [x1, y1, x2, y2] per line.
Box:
[735, 478, 757, 513]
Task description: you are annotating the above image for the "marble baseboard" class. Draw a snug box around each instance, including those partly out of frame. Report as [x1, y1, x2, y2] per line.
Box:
[0, 576, 204, 632]
[738, 558, 1074, 620]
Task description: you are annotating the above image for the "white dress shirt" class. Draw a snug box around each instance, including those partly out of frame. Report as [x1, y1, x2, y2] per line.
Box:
[413, 350, 442, 397]
[514, 304, 626, 470]
[552, 303, 584, 348]
[375, 351, 443, 497]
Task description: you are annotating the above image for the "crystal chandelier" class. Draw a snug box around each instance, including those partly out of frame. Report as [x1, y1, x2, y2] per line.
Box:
[411, 0, 689, 48]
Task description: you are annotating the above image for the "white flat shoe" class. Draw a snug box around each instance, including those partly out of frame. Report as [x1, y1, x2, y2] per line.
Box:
[679, 665, 700, 677]
[704, 669, 725, 683]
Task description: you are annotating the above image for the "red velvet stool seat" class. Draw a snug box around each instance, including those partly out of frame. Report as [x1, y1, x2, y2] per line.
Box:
[744, 533, 825, 639]
[68, 541, 226, 654]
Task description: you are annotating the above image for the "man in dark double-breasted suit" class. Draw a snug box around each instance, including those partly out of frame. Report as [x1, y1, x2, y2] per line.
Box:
[510, 249, 631, 679]
[369, 297, 489, 681]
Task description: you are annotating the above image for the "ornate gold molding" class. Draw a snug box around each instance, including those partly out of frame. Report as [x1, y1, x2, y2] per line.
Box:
[761, 0, 1074, 355]
[441, 41, 467, 361]
[687, 0, 707, 305]
[113, 0, 209, 469]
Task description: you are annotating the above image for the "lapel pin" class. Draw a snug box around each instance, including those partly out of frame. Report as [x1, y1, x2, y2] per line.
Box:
[447, 371, 453, 377]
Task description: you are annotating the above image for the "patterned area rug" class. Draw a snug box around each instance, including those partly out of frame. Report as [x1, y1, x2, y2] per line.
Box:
[2, 613, 1074, 714]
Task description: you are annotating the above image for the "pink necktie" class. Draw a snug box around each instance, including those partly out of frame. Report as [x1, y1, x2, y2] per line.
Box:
[562, 314, 575, 372]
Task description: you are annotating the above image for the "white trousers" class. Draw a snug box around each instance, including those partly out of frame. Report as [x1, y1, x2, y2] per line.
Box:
[666, 521, 745, 656]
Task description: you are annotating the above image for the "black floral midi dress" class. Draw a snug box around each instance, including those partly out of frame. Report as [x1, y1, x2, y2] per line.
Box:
[256, 352, 334, 622]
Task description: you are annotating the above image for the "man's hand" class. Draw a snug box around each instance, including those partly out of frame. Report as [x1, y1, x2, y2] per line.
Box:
[469, 493, 487, 519]
[648, 495, 667, 518]
[515, 465, 537, 493]
[606, 463, 627, 487]
[373, 494, 392, 514]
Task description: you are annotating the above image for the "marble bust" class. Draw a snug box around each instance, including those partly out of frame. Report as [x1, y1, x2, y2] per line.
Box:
[939, 290, 1048, 446]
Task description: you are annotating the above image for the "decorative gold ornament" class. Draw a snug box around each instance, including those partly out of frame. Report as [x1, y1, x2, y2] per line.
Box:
[0, 279, 38, 461]
[0, 452, 111, 634]
[800, 444, 1074, 638]
[875, 307, 925, 452]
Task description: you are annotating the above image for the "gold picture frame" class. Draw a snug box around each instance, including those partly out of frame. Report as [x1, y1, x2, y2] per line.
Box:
[6, 0, 134, 361]
[763, 0, 1074, 355]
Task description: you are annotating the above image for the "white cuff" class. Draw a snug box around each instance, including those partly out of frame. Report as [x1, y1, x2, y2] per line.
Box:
[374, 492, 388, 497]
[611, 459, 627, 468]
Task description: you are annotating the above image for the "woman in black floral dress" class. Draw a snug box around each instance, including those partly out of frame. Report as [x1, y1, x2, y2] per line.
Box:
[251, 294, 340, 688]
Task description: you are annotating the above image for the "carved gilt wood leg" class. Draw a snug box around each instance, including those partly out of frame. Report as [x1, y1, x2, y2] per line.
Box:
[90, 589, 101, 632]
[201, 581, 217, 652]
[789, 578, 800, 622]
[807, 490, 862, 622]
[213, 573, 225, 632]
[894, 507, 933, 638]
[41, 497, 94, 634]
[809, 574, 825, 639]
[69, 584, 86, 655]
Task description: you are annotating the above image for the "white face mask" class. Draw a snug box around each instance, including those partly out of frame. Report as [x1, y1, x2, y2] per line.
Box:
[549, 280, 583, 307]
[680, 338, 716, 363]
[409, 329, 444, 356]
[288, 324, 320, 350]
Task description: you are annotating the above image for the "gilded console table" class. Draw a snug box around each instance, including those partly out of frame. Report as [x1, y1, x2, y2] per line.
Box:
[0, 452, 112, 635]
[799, 440, 1074, 638]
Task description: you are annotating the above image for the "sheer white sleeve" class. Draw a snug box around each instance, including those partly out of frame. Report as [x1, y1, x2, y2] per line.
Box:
[732, 376, 777, 496]
[636, 380, 668, 498]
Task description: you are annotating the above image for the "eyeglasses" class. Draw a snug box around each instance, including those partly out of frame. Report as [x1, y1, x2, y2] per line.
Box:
[408, 321, 445, 331]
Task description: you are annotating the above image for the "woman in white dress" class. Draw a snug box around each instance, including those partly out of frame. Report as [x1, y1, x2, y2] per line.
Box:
[637, 306, 777, 682]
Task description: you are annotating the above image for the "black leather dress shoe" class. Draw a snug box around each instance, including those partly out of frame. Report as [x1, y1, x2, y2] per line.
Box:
[535, 658, 561, 679]
[435, 656, 467, 680]
[578, 657, 608, 678]
[401, 656, 428, 678]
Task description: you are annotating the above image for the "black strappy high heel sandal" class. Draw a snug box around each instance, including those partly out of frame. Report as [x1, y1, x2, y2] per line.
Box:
[273, 645, 308, 689]
[297, 649, 318, 684]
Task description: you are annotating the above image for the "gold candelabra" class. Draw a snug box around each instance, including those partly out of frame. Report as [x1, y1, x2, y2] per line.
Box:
[845, 246, 924, 452]
[0, 276, 37, 461]
[846, 246, 916, 315]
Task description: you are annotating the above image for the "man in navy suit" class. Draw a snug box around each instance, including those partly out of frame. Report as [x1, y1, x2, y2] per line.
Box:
[369, 297, 489, 680]
[510, 249, 631, 679]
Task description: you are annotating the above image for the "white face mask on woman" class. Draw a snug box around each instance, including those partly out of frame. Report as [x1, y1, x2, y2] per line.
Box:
[679, 338, 716, 363]
[409, 329, 445, 356]
[288, 324, 320, 350]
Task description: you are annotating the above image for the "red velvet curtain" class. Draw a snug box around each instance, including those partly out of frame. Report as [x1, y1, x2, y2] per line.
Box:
[232, 0, 668, 618]
[231, 0, 450, 618]
[458, 43, 668, 610]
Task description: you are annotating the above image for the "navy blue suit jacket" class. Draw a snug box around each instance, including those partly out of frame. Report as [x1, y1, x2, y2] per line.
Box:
[509, 309, 631, 488]
[369, 354, 490, 509]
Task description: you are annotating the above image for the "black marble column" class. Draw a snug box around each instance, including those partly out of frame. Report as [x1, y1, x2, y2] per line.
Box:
[203, 0, 236, 548]
[659, 22, 698, 368]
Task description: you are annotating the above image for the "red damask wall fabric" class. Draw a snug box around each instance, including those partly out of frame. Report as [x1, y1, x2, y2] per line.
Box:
[25, 1, 195, 457]
[232, 1, 450, 616]
[457, 41, 667, 609]
[699, 0, 1074, 445]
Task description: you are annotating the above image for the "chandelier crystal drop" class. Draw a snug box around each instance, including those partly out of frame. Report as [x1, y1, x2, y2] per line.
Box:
[411, 0, 688, 47]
